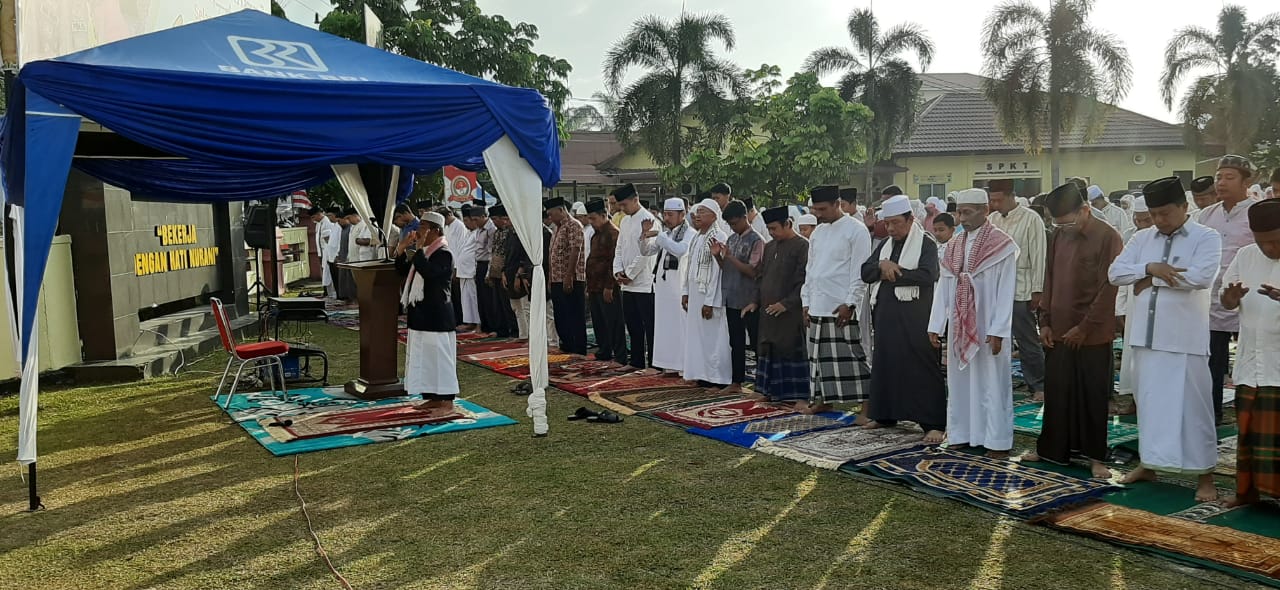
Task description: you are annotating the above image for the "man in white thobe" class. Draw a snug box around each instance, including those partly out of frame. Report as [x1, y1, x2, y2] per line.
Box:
[745, 196, 772, 243]
[928, 188, 1020, 458]
[442, 208, 471, 329]
[1109, 176, 1222, 502]
[641, 197, 692, 376]
[453, 206, 482, 331]
[681, 201, 732, 386]
[1088, 185, 1135, 238]
[1117, 196, 1155, 395]
[348, 212, 376, 262]
[611, 183, 659, 369]
[310, 207, 339, 298]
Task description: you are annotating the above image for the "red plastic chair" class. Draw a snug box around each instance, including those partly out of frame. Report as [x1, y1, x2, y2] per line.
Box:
[211, 297, 291, 408]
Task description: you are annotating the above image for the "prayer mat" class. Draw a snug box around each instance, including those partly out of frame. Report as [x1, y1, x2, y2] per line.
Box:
[460, 346, 529, 362]
[259, 402, 463, 441]
[652, 399, 796, 429]
[687, 412, 857, 450]
[458, 341, 525, 357]
[1216, 435, 1238, 476]
[857, 448, 1117, 518]
[589, 388, 740, 415]
[216, 387, 516, 457]
[1013, 402, 1141, 447]
[492, 356, 586, 380]
[479, 354, 575, 371]
[754, 426, 926, 470]
[1044, 502, 1280, 581]
[557, 373, 688, 396]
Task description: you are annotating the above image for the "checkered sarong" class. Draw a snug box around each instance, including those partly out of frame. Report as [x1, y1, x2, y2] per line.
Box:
[1237, 385, 1280, 499]
[807, 316, 871, 404]
[754, 355, 811, 402]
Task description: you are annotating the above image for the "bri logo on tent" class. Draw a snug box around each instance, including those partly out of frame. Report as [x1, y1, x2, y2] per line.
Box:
[228, 36, 328, 72]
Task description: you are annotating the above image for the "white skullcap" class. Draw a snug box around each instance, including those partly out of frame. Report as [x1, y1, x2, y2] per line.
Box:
[1015, 196, 1029, 207]
[1132, 196, 1148, 213]
[946, 191, 958, 202]
[926, 197, 946, 211]
[424, 211, 446, 228]
[955, 188, 989, 205]
[571, 201, 587, 215]
[878, 195, 913, 219]
[797, 214, 818, 226]
[1087, 185, 1105, 200]
[664, 197, 686, 211]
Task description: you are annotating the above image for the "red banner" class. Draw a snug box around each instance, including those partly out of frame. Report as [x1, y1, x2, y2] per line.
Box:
[443, 166, 479, 205]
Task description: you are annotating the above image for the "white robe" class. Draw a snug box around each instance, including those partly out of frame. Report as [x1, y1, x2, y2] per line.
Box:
[644, 222, 692, 372]
[405, 329, 459, 395]
[1116, 284, 1136, 395]
[1109, 220, 1221, 473]
[749, 212, 772, 243]
[317, 218, 338, 288]
[682, 228, 732, 385]
[928, 226, 1019, 451]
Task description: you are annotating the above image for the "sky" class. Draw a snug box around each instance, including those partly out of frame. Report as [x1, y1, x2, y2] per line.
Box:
[279, 0, 1280, 124]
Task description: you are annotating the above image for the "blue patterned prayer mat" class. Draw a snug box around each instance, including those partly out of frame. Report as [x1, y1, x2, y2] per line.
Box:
[1013, 402, 1141, 448]
[853, 448, 1118, 518]
[685, 412, 858, 449]
[215, 387, 517, 456]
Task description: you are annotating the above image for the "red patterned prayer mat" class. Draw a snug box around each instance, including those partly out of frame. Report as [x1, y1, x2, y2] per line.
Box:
[491, 356, 587, 380]
[258, 402, 462, 441]
[556, 373, 686, 396]
[1044, 502, 1280, 579]
[459, 342, 527, 359]
[652, 399, 796, 429]
[589, 388, 741, 416]
[479, 354, 576, 371]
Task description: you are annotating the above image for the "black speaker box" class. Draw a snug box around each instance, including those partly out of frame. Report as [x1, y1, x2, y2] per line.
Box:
[243, 203, 276, 249]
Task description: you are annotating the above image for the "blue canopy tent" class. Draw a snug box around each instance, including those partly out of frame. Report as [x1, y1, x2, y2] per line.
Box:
[1, 9, 559, 509]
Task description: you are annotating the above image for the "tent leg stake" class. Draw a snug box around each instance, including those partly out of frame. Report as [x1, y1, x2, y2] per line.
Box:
[27, 463, 44, 511]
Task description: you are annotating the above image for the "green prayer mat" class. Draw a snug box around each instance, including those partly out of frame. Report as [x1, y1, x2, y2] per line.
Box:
[1012, 403, 1140, 447]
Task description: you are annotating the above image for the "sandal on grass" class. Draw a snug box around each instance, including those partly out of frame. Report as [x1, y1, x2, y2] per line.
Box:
[568, 407, 598, 421]
[587, 410, 623, 424]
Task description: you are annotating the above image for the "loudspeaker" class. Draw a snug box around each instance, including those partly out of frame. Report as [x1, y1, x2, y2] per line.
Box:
[680, 182, 696, 197]
[243, 203, 276, 249]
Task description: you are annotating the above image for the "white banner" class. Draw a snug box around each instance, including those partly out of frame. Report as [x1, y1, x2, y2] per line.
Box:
[17, 0, 269, 66]
[363, 5, 383, 49]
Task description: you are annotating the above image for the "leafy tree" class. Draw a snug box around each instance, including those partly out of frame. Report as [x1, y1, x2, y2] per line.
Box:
[803, 8, 933, 198]
[563, 104, 608, 132]
[981, 0, 1132, 186]
[663, 73, 873, 206]
[1160, 5, 1280, 154]
[604, 13, 747, 167]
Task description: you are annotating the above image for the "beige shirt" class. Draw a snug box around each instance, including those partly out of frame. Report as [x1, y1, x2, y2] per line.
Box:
[991, 205, 1046, 301]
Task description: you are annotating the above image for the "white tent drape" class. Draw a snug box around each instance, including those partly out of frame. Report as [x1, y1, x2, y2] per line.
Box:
[9, 207, 39, 465]
[331, 164, 400, 254]
[482, 136, 549, 435]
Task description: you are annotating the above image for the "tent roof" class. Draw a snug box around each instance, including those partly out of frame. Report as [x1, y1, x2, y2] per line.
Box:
[12, 9, 561, 194]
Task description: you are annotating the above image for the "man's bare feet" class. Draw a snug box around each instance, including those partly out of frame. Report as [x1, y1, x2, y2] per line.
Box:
[720, 384, 744, 395]
[1031, 391, 1045, 403]
[860, 420, 884, 430]
[1020, 452, 1043, 462]
[1090, 460, 1112, 480]
[637, 368, 662, 376]
[923, 430, 946, 444]
[1226, 493, 1258, 508]
[802, 403, 834, 415]
[947, 442, 970, 450]
[606, 361, 628, 370]
[744, 391, 769, 402]
[682, 379, 702, 387]
[1195, 474, 1219, 503]
[986, 449, 1010, 460]
[1119, 467, 1157, 485]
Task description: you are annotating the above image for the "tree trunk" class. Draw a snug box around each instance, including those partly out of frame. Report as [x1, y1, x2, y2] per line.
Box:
[864, 158, 875, 205]
[1049, 100, 1062, 188]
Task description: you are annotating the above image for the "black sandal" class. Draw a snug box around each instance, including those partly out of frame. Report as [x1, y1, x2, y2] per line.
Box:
[568, 407, 598, 421]
[587, 410, 623, 424]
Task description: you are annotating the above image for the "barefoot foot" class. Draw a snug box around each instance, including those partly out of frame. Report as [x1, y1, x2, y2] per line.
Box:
[986, 449, 1010, 460]
[923, 430, 946, 444]
[1090, 461, 1112, 480]
[860, 420, 884, 430]
[1119, 467, 1157, 485]
[802, 403, 834, 415]
[1195, 475, 1219, 503]
[1020, 452, 1043, 462]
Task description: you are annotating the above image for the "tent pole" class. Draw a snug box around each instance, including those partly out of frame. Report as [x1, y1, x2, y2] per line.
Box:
[27, 463, 42, 511]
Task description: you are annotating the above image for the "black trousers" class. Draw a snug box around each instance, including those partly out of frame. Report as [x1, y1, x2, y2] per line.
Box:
[550, 281, 588, 355]
[475, 262, 506, 336]
[622, 291, 655, 369]
[1209, 330, 1234, 425]
[726, 307, 759, 385]
[1037, 343, 1113, 463]
[589, 289, 627, 364]
[451, 277, 463, 326]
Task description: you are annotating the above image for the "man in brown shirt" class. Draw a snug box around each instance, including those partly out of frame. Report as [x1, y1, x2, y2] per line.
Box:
[546, 197, 588, 354]
[584, 199, 627, 366]
[1024, 182, 1123, 479]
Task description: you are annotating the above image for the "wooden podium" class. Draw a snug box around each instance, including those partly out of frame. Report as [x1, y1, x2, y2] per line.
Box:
[337, 260, 406, 399]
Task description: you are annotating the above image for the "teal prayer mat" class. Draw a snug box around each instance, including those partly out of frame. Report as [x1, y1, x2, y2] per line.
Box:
[214, 387, 517, 456]
[1013, 402, 1141, 448]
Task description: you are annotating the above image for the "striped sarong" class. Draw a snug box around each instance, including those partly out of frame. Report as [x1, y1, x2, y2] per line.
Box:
[807, 316, 871, 404]
[1237, 385, 1280, 500]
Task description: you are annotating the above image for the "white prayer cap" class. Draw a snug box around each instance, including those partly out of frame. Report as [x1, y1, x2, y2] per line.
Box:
[1087, 185, 1105, 201]
[797, 214, 818, 226]
[955, 188, 989, 205]
[926, 196, 946, 211]
[1132, 196, 1148, 213]
[1249, 184, 1264, 200]
[946, 191, 958, 203]
[664, 197, 686, 211]
[1015, 196, 1029, 207]
[878, 195, 912, 219]
[571, 201, 587, 215]
[424, 211, 446, 228]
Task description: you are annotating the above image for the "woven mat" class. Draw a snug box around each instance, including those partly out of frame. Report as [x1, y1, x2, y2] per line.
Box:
[687, 412, 858, 450]
[557, 373, 688, 396]
[589, 388, 739, 416]
[259, 402, 462, 441]
[858, 448, 1118, 518]
[479, 354, 575, 371]
[1215, 435, 1238, 476]
[651, 399, 795, 429]
[1045, 502, 1280, 579]
[459, 342, 528, 359]
[754, 426, 925, 470]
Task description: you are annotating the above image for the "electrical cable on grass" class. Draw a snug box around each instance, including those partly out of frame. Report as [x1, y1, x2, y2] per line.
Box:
[294, 455, 355, 590]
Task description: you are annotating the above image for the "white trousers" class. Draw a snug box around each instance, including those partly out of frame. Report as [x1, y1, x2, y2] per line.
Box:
[405, 329, 459, 395]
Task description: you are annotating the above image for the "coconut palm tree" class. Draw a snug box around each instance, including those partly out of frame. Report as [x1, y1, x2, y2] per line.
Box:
[981, 0, 1132, 186]
[603, 13, 746, 167]
[1160, 5, 1280, 154]
[804, 8, 934, 199]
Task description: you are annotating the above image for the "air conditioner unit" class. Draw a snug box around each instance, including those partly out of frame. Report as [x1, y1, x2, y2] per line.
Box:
[1132, 153, 1147, 166]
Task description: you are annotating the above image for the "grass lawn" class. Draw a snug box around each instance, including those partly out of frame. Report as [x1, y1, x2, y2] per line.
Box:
[0, 323, 1263, 590]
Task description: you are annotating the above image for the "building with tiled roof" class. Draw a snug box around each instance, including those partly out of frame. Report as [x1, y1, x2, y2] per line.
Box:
[884, 73, 1200, 198]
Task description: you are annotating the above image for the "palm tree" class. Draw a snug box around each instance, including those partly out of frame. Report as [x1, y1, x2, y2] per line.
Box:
[603, 13, 746, 167]
[804, 8, 934, 199]
[1160, 5, 1280, 154]
[563, 104, 608, 132]
[981, 0, 1132, 186]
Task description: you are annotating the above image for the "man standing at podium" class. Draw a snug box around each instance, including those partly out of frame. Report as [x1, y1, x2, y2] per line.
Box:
[395, 211, 460, 415]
